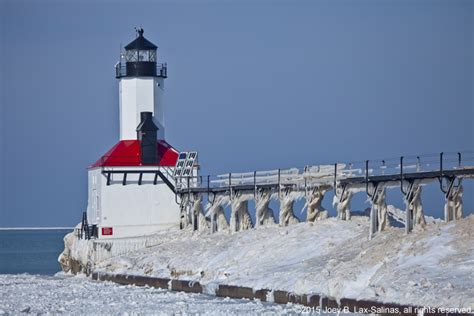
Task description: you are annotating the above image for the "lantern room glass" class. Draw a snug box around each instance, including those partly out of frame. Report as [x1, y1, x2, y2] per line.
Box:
[126, 49, 156, 62]
[125, 49, 137, 62]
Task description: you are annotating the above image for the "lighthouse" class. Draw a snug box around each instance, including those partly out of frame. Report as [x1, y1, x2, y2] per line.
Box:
[84, 29, 185, 239]
[116, 28, 166, 141]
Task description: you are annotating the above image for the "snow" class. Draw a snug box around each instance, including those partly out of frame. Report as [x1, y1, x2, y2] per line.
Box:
[387, 205, 441, 226]
[91, 213, 474, 309]
[0, 274, 305, 315]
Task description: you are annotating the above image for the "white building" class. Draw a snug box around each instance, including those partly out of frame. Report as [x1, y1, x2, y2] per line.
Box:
[85, 29, 183, 239]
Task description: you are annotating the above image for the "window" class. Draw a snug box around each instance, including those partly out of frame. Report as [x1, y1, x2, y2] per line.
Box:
[126, 49, 156, 62]
[125, 49, 138, 62]
[138, 50, 148, 61]
[149, 50, 156, 62]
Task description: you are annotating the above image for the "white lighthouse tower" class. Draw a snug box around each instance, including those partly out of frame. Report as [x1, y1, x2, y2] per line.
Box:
[117, 28, 166, 141]
[84, 29, 182, 239]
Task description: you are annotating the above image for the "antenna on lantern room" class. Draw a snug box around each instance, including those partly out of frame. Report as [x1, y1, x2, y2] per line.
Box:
[134, 26, 144, 38]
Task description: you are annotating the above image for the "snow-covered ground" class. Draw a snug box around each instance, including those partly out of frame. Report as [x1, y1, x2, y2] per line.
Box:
[0, 274, 306, 315]
[94, 214, 474, 310]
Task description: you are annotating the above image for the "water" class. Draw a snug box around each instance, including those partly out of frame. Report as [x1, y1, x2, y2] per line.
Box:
[0, 229, 70, 275]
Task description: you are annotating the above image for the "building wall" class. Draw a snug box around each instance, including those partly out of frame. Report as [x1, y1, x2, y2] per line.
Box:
[119, 77, 165, 140]
[86, 167, 180, 239]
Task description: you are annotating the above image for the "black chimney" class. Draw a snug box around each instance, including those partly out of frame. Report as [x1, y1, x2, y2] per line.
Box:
[136, 112, 159, 165]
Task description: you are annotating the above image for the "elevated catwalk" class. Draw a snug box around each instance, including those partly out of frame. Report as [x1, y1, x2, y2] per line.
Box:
[170, 152, 473, 237]
[175, 152, 473, 194]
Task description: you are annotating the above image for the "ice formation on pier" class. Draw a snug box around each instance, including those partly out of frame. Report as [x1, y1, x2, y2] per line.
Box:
[179, 195, 191, 229]
[230, 192, 253, 232]
[412, 186, 426, 227]
[279, 190, 301, 226]
[404, 184, 426, 232]
[191, 194, 211, 232]
[255, 189, 276, 227]
[367, 185, 390, 239]
[376, 188, 389, 232]
[445, 184, 464, 222]
[333, 187, 352, 220]
[305, 186, 330, 222]
[206, 195, 229, 233]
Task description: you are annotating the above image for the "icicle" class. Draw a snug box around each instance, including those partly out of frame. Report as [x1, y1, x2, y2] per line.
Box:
[305, 186, 329, 222]
[255, 190, 276, 227]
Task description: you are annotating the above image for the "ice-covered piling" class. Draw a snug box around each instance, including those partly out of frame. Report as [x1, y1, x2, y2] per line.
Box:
[404, 183, 426, 233]
[377, 189, 389, 232]
[255, 189, 276, 227]
[206, 194, 229, 233]
[411, 186, 426, 228]
[230, 192, 253, 232]
[333, 186, 352, 221]
[368, 186, 389, 239]
[179, 195, 192, 229]
[444, 184, 463, 222]
[279, 190, 301, 226]
[191, 194, 211, 232]
[305, 186, 330, 222]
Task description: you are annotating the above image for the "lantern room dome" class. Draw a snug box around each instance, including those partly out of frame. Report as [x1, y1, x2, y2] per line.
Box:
[124, 28, 158, 50]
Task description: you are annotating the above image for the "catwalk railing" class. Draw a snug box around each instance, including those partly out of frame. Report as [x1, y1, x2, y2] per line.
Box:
[175, 151, 474, 193]
[115, 62, 167, 78]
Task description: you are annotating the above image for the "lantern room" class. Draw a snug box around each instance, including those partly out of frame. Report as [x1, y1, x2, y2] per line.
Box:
[116, 28, 167, 78]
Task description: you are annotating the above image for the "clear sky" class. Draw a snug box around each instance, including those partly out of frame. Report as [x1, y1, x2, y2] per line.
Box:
[0, 0, 473, 227]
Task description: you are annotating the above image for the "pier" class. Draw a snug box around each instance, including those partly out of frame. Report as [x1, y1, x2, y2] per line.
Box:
[169, 151, 474, 238]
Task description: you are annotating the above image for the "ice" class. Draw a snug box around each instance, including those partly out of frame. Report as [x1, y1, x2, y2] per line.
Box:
[90, 213, 474, 309]
[0, 274, 305, 315]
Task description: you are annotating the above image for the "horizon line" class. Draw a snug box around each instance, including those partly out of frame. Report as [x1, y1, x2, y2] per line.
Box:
[0, 227, 75, 231]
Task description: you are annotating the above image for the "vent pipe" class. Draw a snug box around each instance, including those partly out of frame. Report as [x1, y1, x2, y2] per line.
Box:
[136, 112, 159, 165]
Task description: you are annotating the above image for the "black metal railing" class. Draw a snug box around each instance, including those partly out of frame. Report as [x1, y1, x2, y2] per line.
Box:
[115, 62, 167, 78]
[174, 151, 474, 192]
[79, 211, 98, 240]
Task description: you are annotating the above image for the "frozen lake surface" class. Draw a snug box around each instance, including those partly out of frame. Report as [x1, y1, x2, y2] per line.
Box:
[0, 274, 307, 315]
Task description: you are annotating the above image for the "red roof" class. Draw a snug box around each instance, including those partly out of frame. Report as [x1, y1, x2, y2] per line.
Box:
[90, 140, 179, 168]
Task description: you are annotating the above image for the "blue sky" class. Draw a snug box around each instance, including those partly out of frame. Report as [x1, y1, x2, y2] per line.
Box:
[0, 0, 473, 227]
